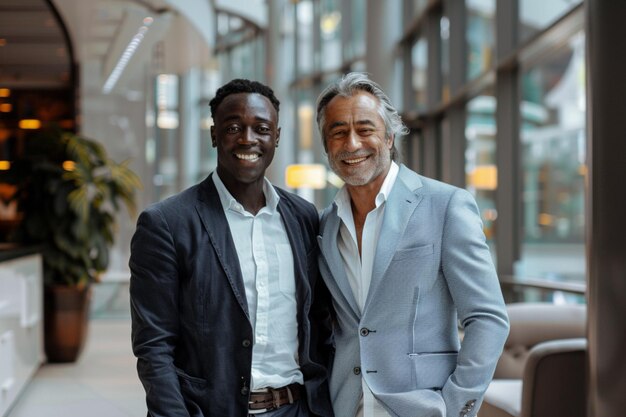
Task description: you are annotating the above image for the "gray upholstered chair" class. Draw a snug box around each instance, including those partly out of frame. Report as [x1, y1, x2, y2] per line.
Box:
[479, 303, 587, 417]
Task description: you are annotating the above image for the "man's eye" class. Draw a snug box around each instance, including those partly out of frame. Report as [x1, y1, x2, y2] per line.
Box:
[226, 126, 241, 133]
[257, 126, 271, 134]
[332, 130, 346, 138]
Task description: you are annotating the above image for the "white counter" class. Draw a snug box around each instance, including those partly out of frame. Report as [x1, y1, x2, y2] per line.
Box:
[0, 253, 44, 417]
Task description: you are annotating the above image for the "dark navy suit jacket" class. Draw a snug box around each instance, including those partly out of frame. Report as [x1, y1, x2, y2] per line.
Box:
[130, 174, 334, 417]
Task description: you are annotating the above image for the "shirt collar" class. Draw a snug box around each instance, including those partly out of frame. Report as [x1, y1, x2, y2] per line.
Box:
[334, 161, 400, 217]
[212, 171, 280, 215]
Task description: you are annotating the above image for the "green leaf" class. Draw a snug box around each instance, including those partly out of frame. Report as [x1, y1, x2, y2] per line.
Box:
[15, 129, 140, 285]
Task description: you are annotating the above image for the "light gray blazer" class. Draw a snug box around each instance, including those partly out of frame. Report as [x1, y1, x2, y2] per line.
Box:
[318, 165, 509, 417]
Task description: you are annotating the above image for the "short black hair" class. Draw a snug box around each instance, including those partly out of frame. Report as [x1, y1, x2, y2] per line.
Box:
[209, 79, 280, 120]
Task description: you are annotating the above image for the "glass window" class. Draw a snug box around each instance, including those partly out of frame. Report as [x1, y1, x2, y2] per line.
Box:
[282, 2, 296, 79]
[293, 88, 317, 203]
[198, 105, 216, 181]
[516, 32, 586, 287]
[320, 0, 342, 71]
[228, 38, 264, 81]
[519, 0, 582, 42]
[296, 0, 315, 75]
[349, 0, 366, 59]
[465, 89, 497, 258]
[154, 74, 180, 200]
[401, 129, 426, 173]
[351, 59, 366, 73]
[440, 15, 450, 102]
[197, 69, 220, 183]
[411, 37, 428, 111]
[466, 0, 495, 79]
[413, 0, 429, 18]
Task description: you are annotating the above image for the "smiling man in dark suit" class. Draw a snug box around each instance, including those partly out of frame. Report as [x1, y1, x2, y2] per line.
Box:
[130, 79, 334, 417]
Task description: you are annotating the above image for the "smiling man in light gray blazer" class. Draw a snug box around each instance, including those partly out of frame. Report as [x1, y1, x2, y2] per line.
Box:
[315, 72, 509, 417]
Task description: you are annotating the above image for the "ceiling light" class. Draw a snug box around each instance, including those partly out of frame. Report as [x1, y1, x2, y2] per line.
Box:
[100, 9, 172, 94]
[19, 119, 42, 130]
[102, 19, 153, 94]
[62, 161, 76, 171]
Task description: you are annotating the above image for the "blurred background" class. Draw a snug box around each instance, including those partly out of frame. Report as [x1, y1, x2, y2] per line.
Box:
[0, 0, 624, 416]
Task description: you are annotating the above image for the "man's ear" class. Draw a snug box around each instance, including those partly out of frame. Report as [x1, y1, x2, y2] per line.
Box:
[276, 127, 281, 147]
[387, 134, 395, 149]
[210, 126, 216, 147]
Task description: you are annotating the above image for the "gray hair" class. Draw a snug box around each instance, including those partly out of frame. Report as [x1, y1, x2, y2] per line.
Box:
[315, 72, 409, 160]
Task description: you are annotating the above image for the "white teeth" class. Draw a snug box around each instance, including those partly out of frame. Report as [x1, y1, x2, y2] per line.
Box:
[235, 153, 259, 161]
[344, 157, 367, 165]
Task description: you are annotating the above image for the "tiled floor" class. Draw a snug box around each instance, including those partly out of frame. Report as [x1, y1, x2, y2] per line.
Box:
[6, 318, 146, 417]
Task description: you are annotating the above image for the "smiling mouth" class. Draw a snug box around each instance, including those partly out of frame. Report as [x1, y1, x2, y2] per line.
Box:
[235, 153, 260, 161]
[343, 156, 368, 165]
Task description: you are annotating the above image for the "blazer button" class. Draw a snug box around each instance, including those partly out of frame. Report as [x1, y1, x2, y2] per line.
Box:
[360, 328, 370, 336]
[241, 386, 249, 396]
[242, 339, 251, 347]
[353, 366, 361, 375]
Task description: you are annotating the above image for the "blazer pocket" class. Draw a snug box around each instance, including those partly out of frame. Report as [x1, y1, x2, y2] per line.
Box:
[409, 351, 457, 390]
[393, 244, 434, 261]
[175, 367, 208, 388]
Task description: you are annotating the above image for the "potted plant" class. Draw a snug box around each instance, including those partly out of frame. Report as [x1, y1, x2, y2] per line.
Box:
[15, 128, 141, 362]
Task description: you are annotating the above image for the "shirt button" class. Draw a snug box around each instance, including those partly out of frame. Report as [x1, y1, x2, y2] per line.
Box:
[360, 328, 370, 336]
[353, 366, 361, 375]
[242, 339, 251, 348]
[241, 386, 249, 396]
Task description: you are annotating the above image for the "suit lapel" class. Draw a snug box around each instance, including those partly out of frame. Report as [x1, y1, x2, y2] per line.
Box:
[318, 205, 361, 317]
[195, 174, 250, 321]
[364, 165, 424, 311]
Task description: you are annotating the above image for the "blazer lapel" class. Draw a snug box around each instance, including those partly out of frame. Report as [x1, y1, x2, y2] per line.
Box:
[318, 205, 361, 317]
[195, 174, 250, 321]
[364, 165, 424, 311]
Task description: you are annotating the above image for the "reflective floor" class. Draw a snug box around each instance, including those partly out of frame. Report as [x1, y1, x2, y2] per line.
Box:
[6, 281, 146, 417]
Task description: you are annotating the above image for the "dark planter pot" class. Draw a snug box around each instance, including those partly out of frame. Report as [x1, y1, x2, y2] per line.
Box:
[44, 285, 91, 363]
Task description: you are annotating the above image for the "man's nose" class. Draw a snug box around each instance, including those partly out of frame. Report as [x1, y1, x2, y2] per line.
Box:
[344, 131, 361, 151]
[239, 127, 258, 145]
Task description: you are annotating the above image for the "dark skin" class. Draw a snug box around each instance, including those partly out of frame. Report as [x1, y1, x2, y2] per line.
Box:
[211, 92, 281, 215]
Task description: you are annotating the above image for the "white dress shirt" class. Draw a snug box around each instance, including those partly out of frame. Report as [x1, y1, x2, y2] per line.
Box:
[335, 161, 399, 417]
[213, 172, 303, 390]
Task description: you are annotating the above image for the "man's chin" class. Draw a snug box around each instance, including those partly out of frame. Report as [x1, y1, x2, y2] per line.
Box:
[338, 174, 371, 187]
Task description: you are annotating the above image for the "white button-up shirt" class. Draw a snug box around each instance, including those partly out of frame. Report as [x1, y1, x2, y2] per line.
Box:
[335, 161, 400, 417]
[213, 172, 303, 390]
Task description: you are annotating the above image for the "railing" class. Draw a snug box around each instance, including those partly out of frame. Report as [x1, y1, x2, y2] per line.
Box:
[499, 275, 586, 303]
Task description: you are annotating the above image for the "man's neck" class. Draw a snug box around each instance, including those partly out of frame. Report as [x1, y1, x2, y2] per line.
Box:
[345, 166, 390, 218]
[235, 187, 266, 215]
[217, 173, 267, 215]
[344, 165, 391, 256]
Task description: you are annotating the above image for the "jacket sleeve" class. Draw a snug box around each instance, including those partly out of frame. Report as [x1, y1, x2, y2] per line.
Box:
[440, 189, 510, 417]
[309, 243, 335, 373]
[129, 208, 190, 417]
[306, 205, 335, 417]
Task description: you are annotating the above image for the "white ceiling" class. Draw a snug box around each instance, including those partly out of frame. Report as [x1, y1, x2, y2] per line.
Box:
[0, 0, 216, 92]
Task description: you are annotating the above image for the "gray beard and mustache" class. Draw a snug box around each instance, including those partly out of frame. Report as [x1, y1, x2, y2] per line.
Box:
[328, 146, 391, 187]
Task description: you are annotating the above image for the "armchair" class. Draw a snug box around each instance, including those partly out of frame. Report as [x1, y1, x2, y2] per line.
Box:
[480, 303, 587, 417]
